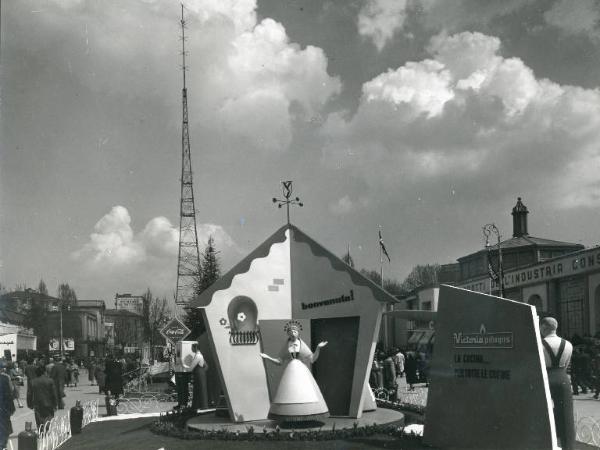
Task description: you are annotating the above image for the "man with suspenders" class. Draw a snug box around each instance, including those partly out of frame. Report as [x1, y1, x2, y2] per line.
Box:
[540, 317, 575, 450]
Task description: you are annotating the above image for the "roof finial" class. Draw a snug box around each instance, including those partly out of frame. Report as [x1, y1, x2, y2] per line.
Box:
[511, 197, 529, 237]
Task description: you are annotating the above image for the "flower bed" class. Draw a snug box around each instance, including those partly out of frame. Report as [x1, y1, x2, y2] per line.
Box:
[150, 409, 422, 443]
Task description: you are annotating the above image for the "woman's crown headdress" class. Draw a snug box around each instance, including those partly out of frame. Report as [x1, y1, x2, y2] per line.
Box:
[284, 320, 303, 333]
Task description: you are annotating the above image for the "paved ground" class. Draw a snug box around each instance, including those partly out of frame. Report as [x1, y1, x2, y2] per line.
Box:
[8, 369, 174, 449]
[8, 371, 106, 449]
[8, 370, 600, 449]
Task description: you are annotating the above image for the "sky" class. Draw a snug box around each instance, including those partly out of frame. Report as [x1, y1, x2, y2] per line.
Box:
[2, 0, 600, 303]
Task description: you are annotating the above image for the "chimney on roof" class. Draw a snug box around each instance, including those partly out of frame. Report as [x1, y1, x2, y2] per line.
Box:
[511, 197, 529, 237]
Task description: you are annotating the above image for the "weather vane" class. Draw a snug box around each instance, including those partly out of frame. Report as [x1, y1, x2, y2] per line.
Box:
[272, 181, 303, 225]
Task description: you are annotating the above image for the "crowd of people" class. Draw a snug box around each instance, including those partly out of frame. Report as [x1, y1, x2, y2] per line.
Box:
[369, 348, 430, 401]
[0, 353, 140, 449]
[566, 337, 600, 398]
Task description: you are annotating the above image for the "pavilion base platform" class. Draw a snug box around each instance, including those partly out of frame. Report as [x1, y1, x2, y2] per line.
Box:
[186, 408, 404, 432]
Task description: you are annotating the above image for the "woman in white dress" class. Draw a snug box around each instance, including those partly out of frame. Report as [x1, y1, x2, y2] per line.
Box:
[260, 320, 328, 419]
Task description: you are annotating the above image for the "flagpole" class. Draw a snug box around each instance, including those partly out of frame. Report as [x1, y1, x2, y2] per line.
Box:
[379, 225, 387, 352]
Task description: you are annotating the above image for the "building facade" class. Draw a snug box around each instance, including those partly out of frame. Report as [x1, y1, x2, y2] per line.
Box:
[0, 290, 108, 357]
[385, 198, 599, 349]
[114, 293, 144, 315]
[457, 198, 598, 340]
[104, 309, 144, 355]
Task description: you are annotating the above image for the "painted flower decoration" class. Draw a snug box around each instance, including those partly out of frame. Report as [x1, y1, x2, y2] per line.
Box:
[219, 318, 227, 326]
[237, 312, 247, 322]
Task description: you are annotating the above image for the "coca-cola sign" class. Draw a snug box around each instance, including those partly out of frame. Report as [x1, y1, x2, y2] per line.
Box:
[160, 318, 191, 344]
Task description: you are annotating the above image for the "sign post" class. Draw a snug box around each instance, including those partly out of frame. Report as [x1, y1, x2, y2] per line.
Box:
[160, 318, 191, 383]
[160, 318, 191, 346]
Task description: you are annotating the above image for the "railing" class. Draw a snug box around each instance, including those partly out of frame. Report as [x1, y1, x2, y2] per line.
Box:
[123, 366, 150, 394]
[575, 413, 600, 447]
[37, 412, 70, 450]
[229, 330, 260, 345]
[36, 400, 98, 450]
[83, 400, 99, 427]
[116, 392, 177, 415]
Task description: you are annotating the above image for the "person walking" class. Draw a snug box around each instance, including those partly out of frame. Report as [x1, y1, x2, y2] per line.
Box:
[24, 358, 39, 408]
[49, 357, 66, 409]
[9, 361, 24, 408]
[27, 365, 58, 428]
[0, 361, 16, 450]
[68, 360, 79, 387]
[570, 346, 587, 395]
[94, 360, 107, 395]
[393, 348, 405, 378]
[404, 351, 419, 391]
[591, 350, 600, 399]
[65, 359, 74, 388]
[87, 358, 96, 386]
[540, 317, 574, 450]
[104, 356, 124, 400]
[369, 354, 383, 390]
[382, 353, 398, 401]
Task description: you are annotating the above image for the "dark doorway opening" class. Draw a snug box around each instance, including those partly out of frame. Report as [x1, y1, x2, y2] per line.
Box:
[311, 316, 360, 416]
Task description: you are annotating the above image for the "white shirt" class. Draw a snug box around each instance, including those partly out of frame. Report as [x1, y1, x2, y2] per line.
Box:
[542, 333, 573, 369]
[183, 351, 205, 371]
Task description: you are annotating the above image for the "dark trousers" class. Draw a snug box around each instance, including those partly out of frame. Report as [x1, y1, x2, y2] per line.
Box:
[175, 372, 191, 407]
[191, 367, 208, 410]
[571, 372, 591, 394]
[34, 407, 55, 428]
[0, 418, 12, 450]
[549, 370, 575, 450]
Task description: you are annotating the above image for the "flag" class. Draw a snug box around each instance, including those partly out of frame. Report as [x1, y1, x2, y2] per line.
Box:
[488, 262, 499, 281]
[379, 230, 391, 262]
[486, 244, 499, 281]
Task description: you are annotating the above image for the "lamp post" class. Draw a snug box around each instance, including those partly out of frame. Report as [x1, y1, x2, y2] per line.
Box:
[483, 223, 505, 298]
[60, 302, 64, 358]
[273, 181, 303, 224]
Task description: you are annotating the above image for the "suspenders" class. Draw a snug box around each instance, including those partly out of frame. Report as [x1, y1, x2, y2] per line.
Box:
[542, 338, 566, 368]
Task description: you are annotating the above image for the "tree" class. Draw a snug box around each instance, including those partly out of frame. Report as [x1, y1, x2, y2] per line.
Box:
[23, 298, 49, 350]
[400, 264, 441, 293]
[359, 269, 405, 296]
[198, 236, 221, 293]
[186, 236, 222, 339]
[142, 288, 171, 355]
[37, 279, 48, 295]
[57, 283, 77, 305]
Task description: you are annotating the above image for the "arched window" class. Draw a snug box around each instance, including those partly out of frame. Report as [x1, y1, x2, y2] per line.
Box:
[528, 294, 543, 312]
[227, 296, 259, 345]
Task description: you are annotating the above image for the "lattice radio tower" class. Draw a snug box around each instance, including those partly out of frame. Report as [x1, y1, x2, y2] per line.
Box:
[175, 4, 201, 314]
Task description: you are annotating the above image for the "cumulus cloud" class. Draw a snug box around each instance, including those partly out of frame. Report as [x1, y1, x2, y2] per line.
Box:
[71, 206, 238, 297]
[322, 31, 600, 208]
[363, 60, 454, 118]
[544, 0, 600, 38]
[355, 0, 533, 44]
[72, 206, 144, 266]
[33, 0, 340, 153]
[212, 17, 341, 151]
[358, 0, 408, 51]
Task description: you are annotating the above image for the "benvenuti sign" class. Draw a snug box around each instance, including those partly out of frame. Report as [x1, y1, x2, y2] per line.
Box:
[301, 290, 354, 310]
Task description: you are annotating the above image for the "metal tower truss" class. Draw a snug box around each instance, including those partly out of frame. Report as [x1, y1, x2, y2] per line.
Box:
[175, 5, 201, 307]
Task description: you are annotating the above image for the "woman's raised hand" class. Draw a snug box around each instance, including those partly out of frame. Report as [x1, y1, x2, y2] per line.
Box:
[259, 353, 268, 359]
[317, 341, 328, 348]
